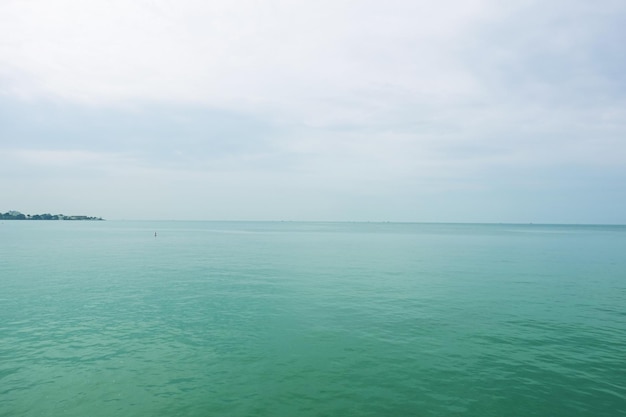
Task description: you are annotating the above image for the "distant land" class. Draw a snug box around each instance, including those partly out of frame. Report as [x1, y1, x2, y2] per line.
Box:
[1, 211, 104, 221]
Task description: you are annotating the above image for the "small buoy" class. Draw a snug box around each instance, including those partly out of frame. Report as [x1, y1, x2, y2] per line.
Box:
[154, 232, 157, 237]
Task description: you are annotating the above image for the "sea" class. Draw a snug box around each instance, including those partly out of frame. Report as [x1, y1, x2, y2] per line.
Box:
[1, 221, 624, 417]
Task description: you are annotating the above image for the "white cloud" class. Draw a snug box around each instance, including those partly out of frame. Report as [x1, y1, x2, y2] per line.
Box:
[0, 0, 492, 114]
[0, 148, 137, 177]
[1, 0, 625, 222]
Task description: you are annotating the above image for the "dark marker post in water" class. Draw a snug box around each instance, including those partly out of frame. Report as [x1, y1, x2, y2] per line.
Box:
[154, 232, 157, 238]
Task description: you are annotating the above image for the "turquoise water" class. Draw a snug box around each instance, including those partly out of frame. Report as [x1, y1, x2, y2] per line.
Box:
[1, 221, 625, 416]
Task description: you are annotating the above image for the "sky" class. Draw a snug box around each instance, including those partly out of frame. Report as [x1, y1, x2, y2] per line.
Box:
[1, 0, 625, 223]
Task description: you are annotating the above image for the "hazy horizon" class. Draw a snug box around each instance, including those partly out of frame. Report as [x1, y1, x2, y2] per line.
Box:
[2, 210, 625, 226]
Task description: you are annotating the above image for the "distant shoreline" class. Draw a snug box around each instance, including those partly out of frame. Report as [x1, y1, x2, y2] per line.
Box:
[1, 211, 104, 221]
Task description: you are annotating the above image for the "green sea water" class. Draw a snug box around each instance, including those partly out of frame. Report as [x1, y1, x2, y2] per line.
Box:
[1, 221, 625, 416]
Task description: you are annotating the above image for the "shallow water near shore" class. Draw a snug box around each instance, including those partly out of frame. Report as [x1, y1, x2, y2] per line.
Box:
[1, 221, 625, 416]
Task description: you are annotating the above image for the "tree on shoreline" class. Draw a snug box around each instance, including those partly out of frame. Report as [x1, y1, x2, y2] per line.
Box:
[0, 211, 103, 221]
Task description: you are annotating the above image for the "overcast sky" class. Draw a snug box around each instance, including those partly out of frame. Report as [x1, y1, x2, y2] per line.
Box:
[1, 0, 625, 222]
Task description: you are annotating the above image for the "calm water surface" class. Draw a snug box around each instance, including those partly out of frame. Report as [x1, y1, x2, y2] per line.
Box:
[1, 221, 625, 416]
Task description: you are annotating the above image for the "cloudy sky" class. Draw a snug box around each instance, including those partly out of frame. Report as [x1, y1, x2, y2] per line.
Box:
[1, 0, 625, 222]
